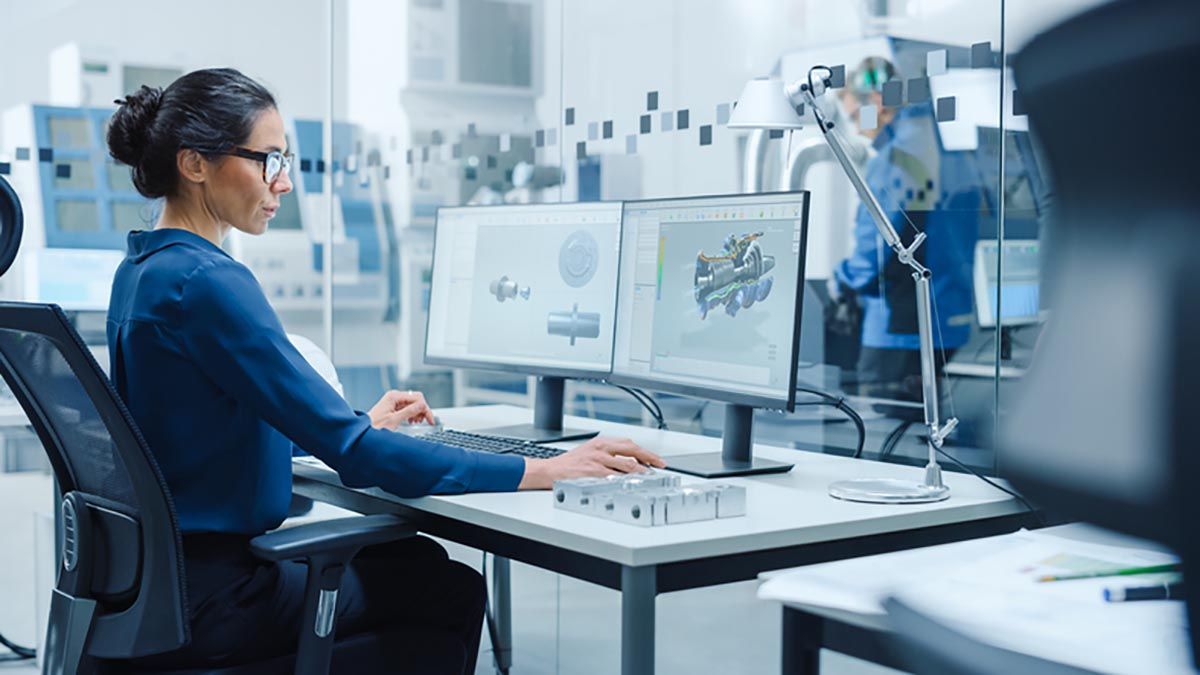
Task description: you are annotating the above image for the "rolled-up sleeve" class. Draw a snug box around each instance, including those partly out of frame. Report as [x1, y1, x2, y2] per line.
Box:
[176, 258, 525, 496]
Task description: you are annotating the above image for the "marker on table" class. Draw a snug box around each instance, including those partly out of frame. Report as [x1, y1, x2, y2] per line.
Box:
[1105, 581, 1185, 602]
[1037, 562, 1182, 583]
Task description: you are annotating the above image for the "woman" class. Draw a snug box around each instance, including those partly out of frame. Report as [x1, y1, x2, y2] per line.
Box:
[105, 67, 664, 672]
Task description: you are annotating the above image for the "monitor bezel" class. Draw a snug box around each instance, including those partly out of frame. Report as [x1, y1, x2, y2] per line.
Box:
[422, 201, 625, 380]
[606, 190, 810, 412]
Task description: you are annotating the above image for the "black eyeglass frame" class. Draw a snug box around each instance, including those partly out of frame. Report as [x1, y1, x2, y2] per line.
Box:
[188, 146, 294, 184]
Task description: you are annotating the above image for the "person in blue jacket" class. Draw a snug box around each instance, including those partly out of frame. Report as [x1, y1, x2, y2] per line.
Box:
[105, 68, 664, 672]
[833, 58, 979, 402]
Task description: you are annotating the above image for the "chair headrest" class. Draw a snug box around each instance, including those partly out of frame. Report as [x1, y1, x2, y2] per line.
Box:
[0, 176, 24, 278]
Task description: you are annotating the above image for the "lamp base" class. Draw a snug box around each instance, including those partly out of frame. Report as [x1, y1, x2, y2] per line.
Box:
[828, 478, 950, 504]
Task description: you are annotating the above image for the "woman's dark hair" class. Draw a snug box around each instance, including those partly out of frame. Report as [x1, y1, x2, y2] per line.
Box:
[107, 68, 277, 199]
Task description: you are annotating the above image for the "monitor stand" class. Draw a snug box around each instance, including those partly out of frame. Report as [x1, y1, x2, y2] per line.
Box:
[665, 404, 794, 478]
[472, 376, 600, 443]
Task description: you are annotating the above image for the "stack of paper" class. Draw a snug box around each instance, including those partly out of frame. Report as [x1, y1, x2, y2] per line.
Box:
[759, 529, 1192, 674]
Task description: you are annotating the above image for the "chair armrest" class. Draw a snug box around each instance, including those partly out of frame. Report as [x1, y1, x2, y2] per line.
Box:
[249, 514, 416, 562]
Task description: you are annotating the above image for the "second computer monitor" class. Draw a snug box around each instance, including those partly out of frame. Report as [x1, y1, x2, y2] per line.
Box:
[425, 201, 623, 441]
[611, 192, 810, 476]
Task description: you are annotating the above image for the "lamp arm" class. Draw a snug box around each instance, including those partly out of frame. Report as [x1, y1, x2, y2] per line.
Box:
[787, 80, 958, 480]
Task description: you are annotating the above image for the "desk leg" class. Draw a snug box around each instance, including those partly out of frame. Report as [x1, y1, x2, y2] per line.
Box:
[492, 556, 513, 673]
[621, 565, 656, 675]
[781, 608, 821, 675]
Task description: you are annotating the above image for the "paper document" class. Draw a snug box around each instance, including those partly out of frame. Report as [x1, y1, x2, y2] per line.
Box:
[758, 527, 1190, 674]
[758, 529, 1042, 615]
[893, 533, 1189, 674]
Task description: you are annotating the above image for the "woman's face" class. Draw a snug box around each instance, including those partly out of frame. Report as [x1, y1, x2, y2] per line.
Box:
[204, 108, 293, 236]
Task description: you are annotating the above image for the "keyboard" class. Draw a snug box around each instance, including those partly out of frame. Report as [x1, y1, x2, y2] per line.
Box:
[421, 428, 566, 460]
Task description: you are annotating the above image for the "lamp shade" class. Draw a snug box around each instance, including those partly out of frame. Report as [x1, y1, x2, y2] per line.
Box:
[727, 77, 805, 130]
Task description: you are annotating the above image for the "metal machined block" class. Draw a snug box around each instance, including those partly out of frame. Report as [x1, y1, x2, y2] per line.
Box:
[711, 484, 747, 518]
[664, 487, 718, 524]
[552, 474, 745, 526]
[610, 489, 672, 527]
[553, 477, 620, 514]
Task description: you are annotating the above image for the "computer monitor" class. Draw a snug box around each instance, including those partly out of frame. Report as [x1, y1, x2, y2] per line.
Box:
[974, 239, 1041, 329]
[425, 201, 623, 442]
[610, 192, 810, 477]
[35, 248, 125, 311]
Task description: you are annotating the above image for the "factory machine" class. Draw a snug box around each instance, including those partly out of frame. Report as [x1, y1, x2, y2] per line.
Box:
[1, 104, 146, 315]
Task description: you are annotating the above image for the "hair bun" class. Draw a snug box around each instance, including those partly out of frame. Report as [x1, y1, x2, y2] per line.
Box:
[107, 85, 165, 169]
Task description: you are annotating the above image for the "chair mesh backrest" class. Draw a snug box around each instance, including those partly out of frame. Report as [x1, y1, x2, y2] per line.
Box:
[0, 304, 189, 657]
[0, 328, 137, 508]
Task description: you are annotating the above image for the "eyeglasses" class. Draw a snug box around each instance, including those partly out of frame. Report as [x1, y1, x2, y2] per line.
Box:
[191, 146, 294, 184]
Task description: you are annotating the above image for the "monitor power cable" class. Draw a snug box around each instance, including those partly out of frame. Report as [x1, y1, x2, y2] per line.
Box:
[795, 386, 866, 459]
[879, 420, 915, 459]
[611, 385, 667, 431]
[0, 631, 35, 660]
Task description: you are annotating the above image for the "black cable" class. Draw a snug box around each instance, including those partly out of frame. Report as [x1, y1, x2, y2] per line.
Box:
[612, 385, 667, 431]
[933, 446, 1047, 527]
[621, 386, 663, 428]
[795, 386, 866, 459]
[0, 631, 35, 660]
[639, 389, 666, 428]
[879, 420, 915, 459]
[807, 65, 832, 99]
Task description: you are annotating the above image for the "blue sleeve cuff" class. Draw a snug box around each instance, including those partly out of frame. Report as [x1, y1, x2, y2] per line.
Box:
[465, 451, 526, 492]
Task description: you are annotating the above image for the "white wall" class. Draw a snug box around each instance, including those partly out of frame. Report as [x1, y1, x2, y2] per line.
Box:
[555, 0, 866, 201]
[0, 0, 341, 136]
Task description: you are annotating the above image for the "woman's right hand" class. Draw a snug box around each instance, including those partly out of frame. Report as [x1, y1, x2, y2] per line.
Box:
[517, 436, 667, 490]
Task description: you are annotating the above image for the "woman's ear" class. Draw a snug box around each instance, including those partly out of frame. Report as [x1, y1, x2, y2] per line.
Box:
[176, 148, 208, 186]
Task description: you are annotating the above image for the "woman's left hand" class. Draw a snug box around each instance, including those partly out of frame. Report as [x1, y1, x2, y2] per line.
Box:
[368, 389, 436, 429]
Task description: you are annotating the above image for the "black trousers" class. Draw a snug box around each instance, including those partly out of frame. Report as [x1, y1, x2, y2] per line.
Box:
[127, 533, 485, 674]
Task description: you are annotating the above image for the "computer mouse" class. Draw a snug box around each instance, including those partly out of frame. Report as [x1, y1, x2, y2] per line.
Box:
[394, 420, 443, 437]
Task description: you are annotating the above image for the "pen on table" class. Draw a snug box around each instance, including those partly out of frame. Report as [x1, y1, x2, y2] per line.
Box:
[1037, 562, 1182, 583]
[1105, 581, 1185, 602]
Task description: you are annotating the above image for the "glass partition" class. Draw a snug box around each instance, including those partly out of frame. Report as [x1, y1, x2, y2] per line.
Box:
[0, 0, 335, 355]
[0, 0, 1046, 668]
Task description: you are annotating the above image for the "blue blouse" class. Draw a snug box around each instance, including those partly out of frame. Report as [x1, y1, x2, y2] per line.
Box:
[106, 228, 524, 535]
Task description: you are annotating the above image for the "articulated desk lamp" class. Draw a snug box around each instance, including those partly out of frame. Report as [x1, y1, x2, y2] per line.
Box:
[728, 67, 956, 503]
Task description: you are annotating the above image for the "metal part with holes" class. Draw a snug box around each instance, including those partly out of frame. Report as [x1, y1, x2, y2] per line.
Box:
[553, 475, 746, 526]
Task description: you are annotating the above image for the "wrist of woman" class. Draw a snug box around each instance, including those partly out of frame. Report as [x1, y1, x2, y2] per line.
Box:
[517, 457, 553, 490]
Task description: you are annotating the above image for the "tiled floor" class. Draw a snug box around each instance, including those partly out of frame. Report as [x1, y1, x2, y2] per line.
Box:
[0, 471, 899, 674]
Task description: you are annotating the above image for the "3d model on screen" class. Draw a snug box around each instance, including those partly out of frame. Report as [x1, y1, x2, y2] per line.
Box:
[547, 303, 601, 345]
[693, 232, 775, 319]
[489, 275, 531, 302]
[558, 230, 600, 288]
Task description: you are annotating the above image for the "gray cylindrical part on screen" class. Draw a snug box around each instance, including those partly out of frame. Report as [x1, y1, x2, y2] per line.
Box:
[547, 304, 601, 345]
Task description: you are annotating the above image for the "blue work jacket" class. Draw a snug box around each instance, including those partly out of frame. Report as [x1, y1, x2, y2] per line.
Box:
[834, 105, 979, 350]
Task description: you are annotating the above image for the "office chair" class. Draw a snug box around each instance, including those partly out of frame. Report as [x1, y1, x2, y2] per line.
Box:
[882, 597, 1094, 675]
[0, 301, 464, 674]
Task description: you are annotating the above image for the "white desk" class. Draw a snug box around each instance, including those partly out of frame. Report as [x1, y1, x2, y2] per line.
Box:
[761, 524, 1192, 674]
[292, 404, 1033, 675]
